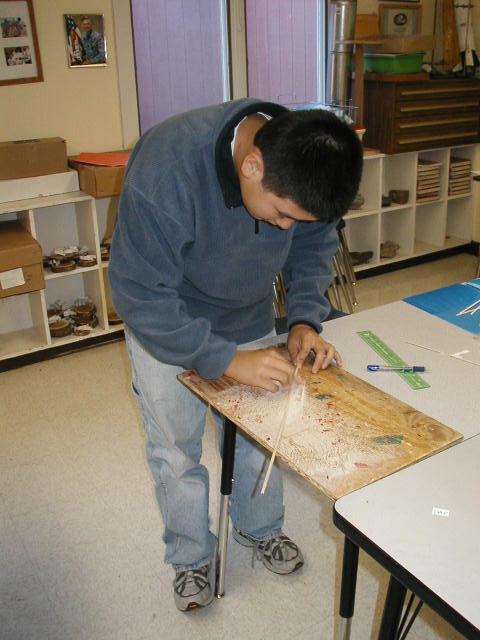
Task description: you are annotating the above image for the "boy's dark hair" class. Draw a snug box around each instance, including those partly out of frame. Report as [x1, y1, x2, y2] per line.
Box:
[254, 109, 363, 222]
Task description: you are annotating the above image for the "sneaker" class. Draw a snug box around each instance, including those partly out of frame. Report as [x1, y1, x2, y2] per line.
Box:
[173, 565, 213, 611]
[233, 529, 304, 575]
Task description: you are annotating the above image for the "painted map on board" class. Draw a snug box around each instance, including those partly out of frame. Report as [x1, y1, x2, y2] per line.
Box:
[179, 346, 462, 500]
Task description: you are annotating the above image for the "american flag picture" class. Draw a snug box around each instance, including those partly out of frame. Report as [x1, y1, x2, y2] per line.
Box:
[65, 15, 84, 66]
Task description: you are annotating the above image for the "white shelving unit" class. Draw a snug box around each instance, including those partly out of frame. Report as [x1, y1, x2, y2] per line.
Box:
[344, 144, 479, 272]
[0, 191, 122, 363]
[1, 144, 478, 365]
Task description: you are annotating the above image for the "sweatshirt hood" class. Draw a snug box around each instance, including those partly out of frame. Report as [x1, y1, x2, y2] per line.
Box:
[214, 99, 288, 209]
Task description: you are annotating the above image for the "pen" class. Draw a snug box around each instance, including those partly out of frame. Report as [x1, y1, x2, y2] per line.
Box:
[367, 364, 426, 373]
[456, 298, 480, 316]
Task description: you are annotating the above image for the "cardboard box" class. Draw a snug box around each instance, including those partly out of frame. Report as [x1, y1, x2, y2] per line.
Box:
[0, 221, 44, 298]
[0, 138, 68, 180]
[355, 14, 380, 39]
[69, 156, 126, 198]
[0, 170, 79, 204]
[365, 35, 436, 54]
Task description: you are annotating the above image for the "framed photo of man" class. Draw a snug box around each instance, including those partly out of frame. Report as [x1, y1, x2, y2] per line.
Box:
[0, 0, 43, 86]
[64, 14, 107, 68]
[379, 4, 422, 36]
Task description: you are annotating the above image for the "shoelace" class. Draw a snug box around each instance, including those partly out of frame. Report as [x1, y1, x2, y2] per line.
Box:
[175, 568, 208, 595]
[249, 535, 290, 568]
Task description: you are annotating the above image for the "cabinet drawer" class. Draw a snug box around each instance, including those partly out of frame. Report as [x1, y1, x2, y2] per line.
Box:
[395, 112, 480, 135]
[395, 81, 480, 102]
[393, 117, 480, 153]
[395, 96, 480, 117]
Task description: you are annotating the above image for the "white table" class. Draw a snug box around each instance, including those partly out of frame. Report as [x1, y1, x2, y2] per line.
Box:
[334, 434, 480, 639]
[322, 300, 480, 439]
[320, 300, 480, 638]
[180, 298, 480, 634]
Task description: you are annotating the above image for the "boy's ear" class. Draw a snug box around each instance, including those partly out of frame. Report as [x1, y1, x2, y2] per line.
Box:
[240, 147, 264, 181]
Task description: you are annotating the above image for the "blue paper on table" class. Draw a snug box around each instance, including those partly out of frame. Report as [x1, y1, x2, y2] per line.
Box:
[404, 279, 480, 335]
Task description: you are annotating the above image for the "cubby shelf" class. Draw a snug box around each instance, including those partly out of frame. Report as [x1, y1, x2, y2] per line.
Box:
[44, 265, 99, 280]
[344, 144, 478, 273]
[0, 191, 122, 362]
[1, 144, 478, 363]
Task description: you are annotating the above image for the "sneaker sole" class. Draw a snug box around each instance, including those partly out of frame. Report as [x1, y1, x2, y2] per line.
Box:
[174, 565, 215, 612]
[264, 560, 304, 575]
[176, 590, 214, 612]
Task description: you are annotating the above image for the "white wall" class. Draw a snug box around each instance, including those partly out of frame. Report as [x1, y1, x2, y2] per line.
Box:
[0, 0, 137, 155]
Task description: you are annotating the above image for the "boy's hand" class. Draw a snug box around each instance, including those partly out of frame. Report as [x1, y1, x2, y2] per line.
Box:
[287, 324, 342, 373]
[224, 348, 295, 392]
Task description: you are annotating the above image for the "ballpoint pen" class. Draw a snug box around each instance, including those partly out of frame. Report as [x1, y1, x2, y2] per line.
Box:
[367, 364, 426, 373]
[456, 298, 480, 317]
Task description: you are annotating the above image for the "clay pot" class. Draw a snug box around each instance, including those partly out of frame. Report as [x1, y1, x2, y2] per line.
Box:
[389, 189, 409, 205]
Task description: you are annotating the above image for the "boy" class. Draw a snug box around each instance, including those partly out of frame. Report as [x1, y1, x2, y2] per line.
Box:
[109, 98, 363, 611]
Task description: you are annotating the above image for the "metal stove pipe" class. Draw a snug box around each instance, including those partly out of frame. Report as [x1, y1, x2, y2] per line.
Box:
[326, 0, 358, 106]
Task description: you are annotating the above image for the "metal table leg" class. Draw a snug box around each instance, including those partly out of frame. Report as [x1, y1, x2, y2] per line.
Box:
[336, 537, 359, 640]
[378, 575, 407, 639]
[215, 417, 237, 598]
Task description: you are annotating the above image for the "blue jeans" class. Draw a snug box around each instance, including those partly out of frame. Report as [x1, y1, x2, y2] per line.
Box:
[124, 328, 284, 572]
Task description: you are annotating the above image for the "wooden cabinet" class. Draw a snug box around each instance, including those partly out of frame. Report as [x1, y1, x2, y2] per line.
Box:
[364, 78, 480, 154]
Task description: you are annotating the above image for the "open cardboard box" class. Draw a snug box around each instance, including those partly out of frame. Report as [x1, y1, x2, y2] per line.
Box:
[69, 151, 130, 198]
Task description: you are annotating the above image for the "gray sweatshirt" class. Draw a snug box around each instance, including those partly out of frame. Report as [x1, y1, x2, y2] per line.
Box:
[109, 98, 338, 379]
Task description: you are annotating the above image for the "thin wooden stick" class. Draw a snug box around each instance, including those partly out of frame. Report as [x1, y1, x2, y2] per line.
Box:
[261, 366, 303, 495]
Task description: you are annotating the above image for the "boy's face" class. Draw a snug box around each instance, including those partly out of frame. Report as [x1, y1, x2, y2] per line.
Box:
[242, 183, 316, 230]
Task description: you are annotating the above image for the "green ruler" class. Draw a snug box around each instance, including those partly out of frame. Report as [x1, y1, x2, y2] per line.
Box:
[358, 330, 430, 390]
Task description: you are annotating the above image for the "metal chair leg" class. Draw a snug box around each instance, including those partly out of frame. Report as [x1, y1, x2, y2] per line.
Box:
[333, 254, 354, 314]
[338, 228, 357, 284]
[330, 277, 343, 311]
[272, 274, 287, 319]
[338, 227, 358, 306]
[337, 249, 357, 307]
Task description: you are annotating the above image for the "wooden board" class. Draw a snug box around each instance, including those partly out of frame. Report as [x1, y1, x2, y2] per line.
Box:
[178, 345, 462, 501]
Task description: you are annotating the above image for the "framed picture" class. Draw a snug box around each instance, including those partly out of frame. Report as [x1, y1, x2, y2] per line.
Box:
[0, 0, 42, 86]
[379, 3, 422, 36]
[64, 14, 107, 68]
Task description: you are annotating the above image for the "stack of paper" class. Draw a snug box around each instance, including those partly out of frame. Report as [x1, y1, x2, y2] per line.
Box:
[416, 159, 442, 203]
[448, 157, 471, 196]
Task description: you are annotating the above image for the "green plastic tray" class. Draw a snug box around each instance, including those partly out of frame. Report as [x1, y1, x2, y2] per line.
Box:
[364, 52, 424, 74]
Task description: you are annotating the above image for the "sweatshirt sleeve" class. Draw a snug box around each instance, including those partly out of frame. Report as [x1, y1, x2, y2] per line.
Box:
[108, 183, 237, 379]
[282, 220, 339, 333]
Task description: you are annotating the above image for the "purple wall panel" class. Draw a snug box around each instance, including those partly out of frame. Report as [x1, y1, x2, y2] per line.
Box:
[131, 0, 226, 133]
[246, 0, 318, 106]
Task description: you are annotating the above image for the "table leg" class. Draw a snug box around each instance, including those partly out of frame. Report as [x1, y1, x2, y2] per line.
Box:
[378, 575, 407, 639]
[215, 417, 237, 598]
[336, 536, 359, 640]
